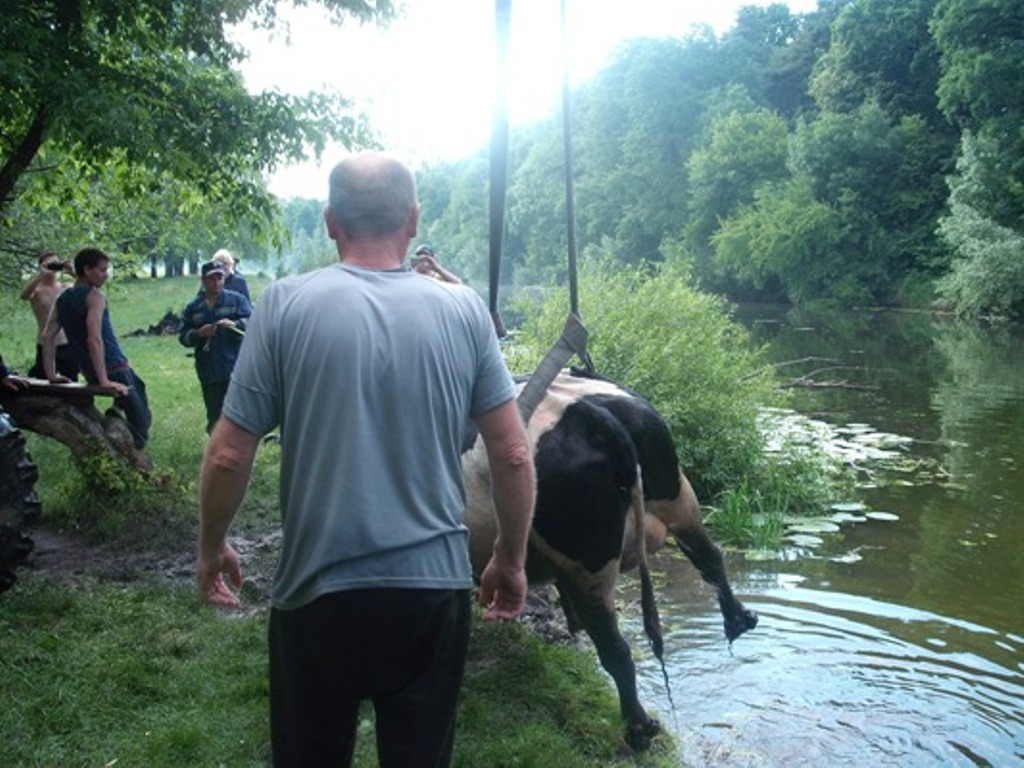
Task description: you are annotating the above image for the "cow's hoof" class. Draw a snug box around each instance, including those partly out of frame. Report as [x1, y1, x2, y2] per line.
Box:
[724, 607, 758, 642]
[624, 715, 661, 752]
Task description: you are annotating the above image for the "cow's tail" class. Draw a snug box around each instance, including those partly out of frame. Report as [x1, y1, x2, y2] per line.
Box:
[631, 467, 663, 662]
[632, 467, 677, 715]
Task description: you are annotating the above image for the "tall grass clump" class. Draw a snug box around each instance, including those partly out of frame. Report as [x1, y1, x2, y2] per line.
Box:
[508, 259, 849, 548]
[509, 259, 778, 502]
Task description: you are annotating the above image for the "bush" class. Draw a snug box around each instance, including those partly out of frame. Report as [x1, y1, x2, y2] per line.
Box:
[509, 259, 779, 501]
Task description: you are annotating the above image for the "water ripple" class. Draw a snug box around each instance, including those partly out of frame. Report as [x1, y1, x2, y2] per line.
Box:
[623, 585, 1024, 766]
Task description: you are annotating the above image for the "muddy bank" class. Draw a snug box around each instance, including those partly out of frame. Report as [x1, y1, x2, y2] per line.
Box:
[21, 524, 573, 642]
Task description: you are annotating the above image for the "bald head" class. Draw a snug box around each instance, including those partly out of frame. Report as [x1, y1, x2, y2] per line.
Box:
[327, 153, 418, 240]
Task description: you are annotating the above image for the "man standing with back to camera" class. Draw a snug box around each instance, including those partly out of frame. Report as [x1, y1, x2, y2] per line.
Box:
[196, 151, 535, 767]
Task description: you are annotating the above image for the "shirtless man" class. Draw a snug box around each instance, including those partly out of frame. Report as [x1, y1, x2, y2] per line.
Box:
[20, 251, 79, 380]
[411, 244, 462, 284]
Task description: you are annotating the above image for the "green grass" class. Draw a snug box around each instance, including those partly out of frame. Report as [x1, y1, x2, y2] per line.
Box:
[0, 580, 270, 766]
[0, 274, 680, 767]
[0, 578, 677, 767]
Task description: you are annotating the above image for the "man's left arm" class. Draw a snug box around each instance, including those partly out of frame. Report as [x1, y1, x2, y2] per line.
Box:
[473, 397, 535, 621]
[233, 295, 252, 332]
[84, 291, 126, 394]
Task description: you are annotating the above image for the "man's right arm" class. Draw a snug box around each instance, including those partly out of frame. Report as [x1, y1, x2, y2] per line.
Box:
[197, 417, 261, 607]
[19, 272, 42, 301]
[178, 299, 200, 347]
[473, 397, 535, 620]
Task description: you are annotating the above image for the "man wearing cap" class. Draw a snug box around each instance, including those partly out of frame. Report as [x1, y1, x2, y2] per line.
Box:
[179, 260, 252, 433]
[411, 244, 462, 284]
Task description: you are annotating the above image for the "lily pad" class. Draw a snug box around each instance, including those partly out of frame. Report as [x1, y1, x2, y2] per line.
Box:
[831, 502, 866, 513]
[829, 551, 863, 564]
[864, 511, 900, 522]
[786, 520, 841, 534]
[745, 549, 783, 562]
[829, 512, 867, 524]
[785, 534, 824, 547]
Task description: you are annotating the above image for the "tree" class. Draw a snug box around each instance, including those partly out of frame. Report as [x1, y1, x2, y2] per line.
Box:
[718, 3, 803, 111]
[932, 0, 1024, 229]
[0, 147, 282, 285]
[935, 133, 1024, 318]
[711, 178, 848, 304]
[760, 1, 848, 118]
[684, 107, 790, 281]
[809, 0, 945, 127]
[0, 0, 393, 270]
[417, 154, 491, 283]
[790, 102, 949, 291]
[571, 34, 725, 263]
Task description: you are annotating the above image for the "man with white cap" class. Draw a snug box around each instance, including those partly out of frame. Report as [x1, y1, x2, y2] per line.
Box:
[211, 248, 250, 300]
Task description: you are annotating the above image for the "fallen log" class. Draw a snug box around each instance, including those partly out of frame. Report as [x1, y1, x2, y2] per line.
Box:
[0, 379, 151, 472]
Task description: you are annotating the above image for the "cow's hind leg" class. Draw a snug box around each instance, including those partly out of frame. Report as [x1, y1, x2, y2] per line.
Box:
[669, 472, 758, 642]
[674, 528, 758, 641]
[555, 578, 661, 752]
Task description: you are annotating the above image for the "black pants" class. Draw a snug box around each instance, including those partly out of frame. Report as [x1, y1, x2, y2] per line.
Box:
[28, 343, 80, 380]
[200, 380, 229, 434]
[106, 368, 151, 448]
[269, 588, 472, 768]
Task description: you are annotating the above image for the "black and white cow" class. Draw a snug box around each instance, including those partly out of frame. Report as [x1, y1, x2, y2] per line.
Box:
[462, 367, 758, 750]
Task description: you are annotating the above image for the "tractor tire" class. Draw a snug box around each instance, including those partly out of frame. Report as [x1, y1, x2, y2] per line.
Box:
[0, 408, 40, 595]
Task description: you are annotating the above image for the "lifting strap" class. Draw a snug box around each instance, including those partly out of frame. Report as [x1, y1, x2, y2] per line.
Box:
[559, 0, 582, 320]
[490, 0, 593, 424]
[516, 311, 592, 421]
[488, 0, 511, 338]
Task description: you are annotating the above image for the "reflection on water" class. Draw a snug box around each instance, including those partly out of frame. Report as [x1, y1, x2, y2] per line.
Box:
[616, 308, 1024, 766]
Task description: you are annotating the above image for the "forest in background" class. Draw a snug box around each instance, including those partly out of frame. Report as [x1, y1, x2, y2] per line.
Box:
[405, 0, 1022, 318]
[2, 0, 1022, 319]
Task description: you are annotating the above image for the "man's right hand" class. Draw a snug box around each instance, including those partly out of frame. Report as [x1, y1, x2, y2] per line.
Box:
[197, 542, 244, 607]
[476, 556, 528, 621]
[1, 374, 30, 392]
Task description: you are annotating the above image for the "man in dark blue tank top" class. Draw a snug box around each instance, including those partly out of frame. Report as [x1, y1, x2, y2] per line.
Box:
[41, 247, 152, 448]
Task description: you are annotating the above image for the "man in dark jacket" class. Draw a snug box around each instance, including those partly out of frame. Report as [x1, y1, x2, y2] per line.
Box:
[179, 260, 252, 433]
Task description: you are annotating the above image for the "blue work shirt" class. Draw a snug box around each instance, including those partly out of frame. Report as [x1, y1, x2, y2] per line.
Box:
[178, 289, 252, 383]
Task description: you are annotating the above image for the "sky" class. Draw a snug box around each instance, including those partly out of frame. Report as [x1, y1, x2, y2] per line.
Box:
[233, 0, 818, 199]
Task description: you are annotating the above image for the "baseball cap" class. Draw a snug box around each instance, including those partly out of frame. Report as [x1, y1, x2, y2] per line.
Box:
[201, 261, 226, 277]
[414, 244, 434, 257]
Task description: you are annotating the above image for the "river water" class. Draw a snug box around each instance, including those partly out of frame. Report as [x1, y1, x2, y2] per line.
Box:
[622, 307, 1023, 767]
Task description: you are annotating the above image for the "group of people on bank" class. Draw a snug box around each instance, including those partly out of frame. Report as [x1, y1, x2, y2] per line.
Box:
[14, 247, 152, 448]
[11, 235, 462, 448]
[9, 245, 259, 445]
[9, 155, 516, 768]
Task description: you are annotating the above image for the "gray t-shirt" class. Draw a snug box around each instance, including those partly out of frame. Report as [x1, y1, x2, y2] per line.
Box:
[223, 263, 515, 610]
